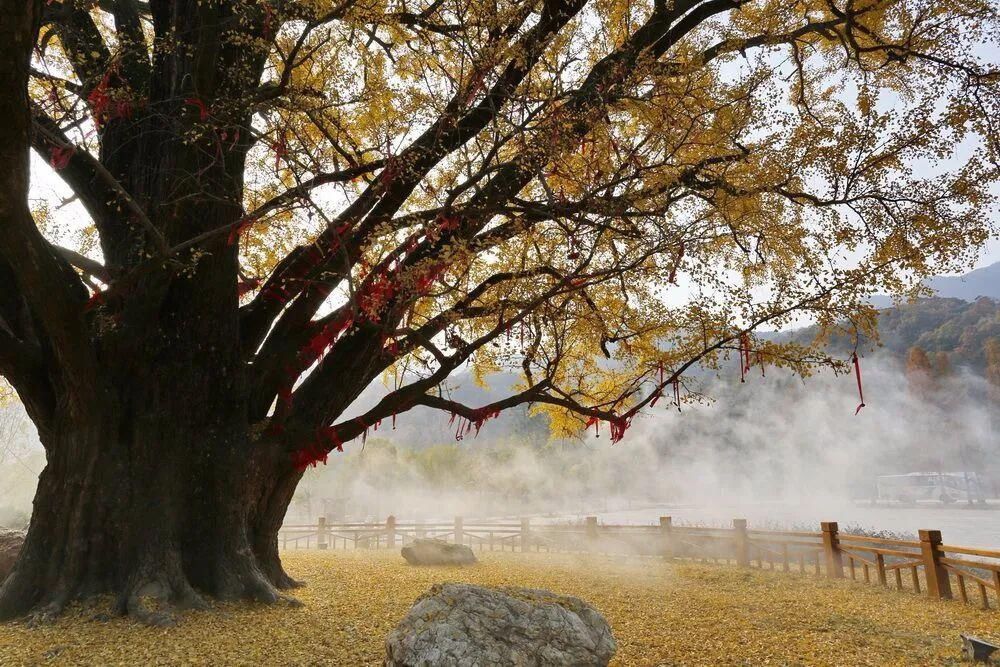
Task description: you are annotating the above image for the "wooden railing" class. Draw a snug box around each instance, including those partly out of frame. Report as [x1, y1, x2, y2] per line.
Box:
[279, 516, 1000, 610]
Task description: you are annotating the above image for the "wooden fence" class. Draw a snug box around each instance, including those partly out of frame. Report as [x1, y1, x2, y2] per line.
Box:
[278, 516, 1000, 610]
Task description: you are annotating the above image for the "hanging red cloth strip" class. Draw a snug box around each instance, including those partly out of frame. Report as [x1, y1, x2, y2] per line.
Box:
[609, 416, 631, 444]
[672, 378, 681, 412]
[469, 407, 501, 437]
[49, 145, 75, 170]
[237, 277, 261, 297]
[651, 361, 664, 407]
[738, 333, 750, 383]
[852, 352, 866, 414]
[184, 97, 209, 121]
[83, 289, 105, 312]
[227, 218, 253, 246]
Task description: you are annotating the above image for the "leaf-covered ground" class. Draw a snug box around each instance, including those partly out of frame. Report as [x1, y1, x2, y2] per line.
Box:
[0, 549, 995, 665]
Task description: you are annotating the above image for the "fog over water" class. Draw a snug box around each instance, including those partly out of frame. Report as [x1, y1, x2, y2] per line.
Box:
[291, 354, 1000, 548]
[2, 355, 998, 548]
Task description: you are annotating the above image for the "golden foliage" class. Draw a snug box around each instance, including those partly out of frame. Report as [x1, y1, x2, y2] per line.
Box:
[23, 0, 1000, 435]
[0, 549, 995, 665]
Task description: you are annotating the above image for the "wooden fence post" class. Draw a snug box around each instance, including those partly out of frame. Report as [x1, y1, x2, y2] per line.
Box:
[821, 521, 844, 578]
[586, 516, 599, 550]
[733, 519, 749, 567]
[919, 529, 952, 599]
[317, 516, 328, 550]
[660, 516, 674, 560]
[386, 515, 396, 548]
[520, 518, 530, 552]
[454, 516, 464, 545]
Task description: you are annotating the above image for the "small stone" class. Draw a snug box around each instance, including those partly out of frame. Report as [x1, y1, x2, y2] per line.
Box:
[400, 539, 477, 567]
[385, 583, 617, 666]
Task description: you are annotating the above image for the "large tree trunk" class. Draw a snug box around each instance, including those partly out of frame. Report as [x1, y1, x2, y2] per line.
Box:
[0, 0, 309, 625]
[0, 403, 299, 625]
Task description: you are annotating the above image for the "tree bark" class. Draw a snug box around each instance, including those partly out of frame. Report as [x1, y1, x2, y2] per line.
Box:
[0, 406, 297, 624]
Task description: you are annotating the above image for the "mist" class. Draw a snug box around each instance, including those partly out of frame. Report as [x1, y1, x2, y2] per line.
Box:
[2, 354, 997, 542]
[290, 354, 999, 535]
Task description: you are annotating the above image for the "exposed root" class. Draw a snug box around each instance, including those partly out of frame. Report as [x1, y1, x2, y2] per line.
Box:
[126, 597, 177, 628]
[273, 570, 305, 590]
[245, 574, 281, 604]
[277, 593, 304, 608]
[122, 573, 209, 627]
[25, 599, 67, 628]
[175, 587, 210, 612]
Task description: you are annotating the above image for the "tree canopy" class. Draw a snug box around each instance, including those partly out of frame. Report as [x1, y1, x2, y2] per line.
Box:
[5, 0, 1000, 458]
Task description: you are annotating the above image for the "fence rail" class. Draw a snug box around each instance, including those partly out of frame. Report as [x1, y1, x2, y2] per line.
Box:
[279, 515, 1000, 610]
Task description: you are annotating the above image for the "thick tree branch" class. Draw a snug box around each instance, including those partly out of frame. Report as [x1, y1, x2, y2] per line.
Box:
[1, 0, 101, 414]
[239, 0, 591, 349]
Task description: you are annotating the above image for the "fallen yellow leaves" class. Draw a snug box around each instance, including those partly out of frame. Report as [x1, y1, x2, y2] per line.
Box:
[0, 549, 995, 666]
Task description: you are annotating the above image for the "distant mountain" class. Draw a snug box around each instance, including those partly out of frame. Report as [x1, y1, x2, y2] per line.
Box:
[869, 261, 1000, 307]
[787, 295, 1000, 373]
[927, 262, 1000, 300]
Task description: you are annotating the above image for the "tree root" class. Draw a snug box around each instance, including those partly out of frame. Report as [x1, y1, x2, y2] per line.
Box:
[273, 571, 305, 590]
[25, 598, 67, 628]
[120, 571, 210, 627]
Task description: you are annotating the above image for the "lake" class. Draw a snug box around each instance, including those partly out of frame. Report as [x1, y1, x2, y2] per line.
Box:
[541, 501, 1000, 549]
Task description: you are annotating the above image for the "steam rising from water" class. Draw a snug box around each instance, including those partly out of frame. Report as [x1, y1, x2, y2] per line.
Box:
[292, 355, 998, 538]
[1, 356, 996, 544]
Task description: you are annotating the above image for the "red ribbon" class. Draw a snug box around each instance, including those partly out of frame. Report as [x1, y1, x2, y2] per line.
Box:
[83, 289, 105, 312]
[49, 145, 75, 170]
[184, 97, 209, 121]
[272, 133, 288, 171]
[852, 352, 866, 414]
[227, 218, 253, 245]
[650, 361, 664, 407]
[608, 416, 631, 444]
[739, 333, 751, 383]
[237, 277, 261, 297]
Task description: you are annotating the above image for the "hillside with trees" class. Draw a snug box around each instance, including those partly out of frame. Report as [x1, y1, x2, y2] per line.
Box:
[789, 295, 1000, 376]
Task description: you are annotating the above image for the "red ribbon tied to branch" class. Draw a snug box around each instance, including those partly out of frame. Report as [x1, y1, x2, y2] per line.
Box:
[650, 361, 664, 407]
[184, 97, 209, 121]
[49, 145, 75, 170]
[739, 333, 752, 383]
[608, 416, 631, 444]
[852, 352, 866, 415]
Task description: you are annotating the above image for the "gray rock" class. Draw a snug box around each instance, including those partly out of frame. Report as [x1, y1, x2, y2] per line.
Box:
[384, 583, 617, 666]
[401, 539, 477, 566]
[0, 529, 25, 581]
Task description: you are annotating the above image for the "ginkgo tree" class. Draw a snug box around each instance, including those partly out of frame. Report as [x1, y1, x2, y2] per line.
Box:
[0, 0, 996, 623]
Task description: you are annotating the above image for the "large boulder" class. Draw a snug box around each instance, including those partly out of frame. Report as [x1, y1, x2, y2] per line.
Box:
[385, 583, 617, 666]
[401, 539, 477, 566]
[0, 529, 25, 581]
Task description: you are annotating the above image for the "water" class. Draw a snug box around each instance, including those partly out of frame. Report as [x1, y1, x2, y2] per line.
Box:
[549, 501, 1000, 549]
